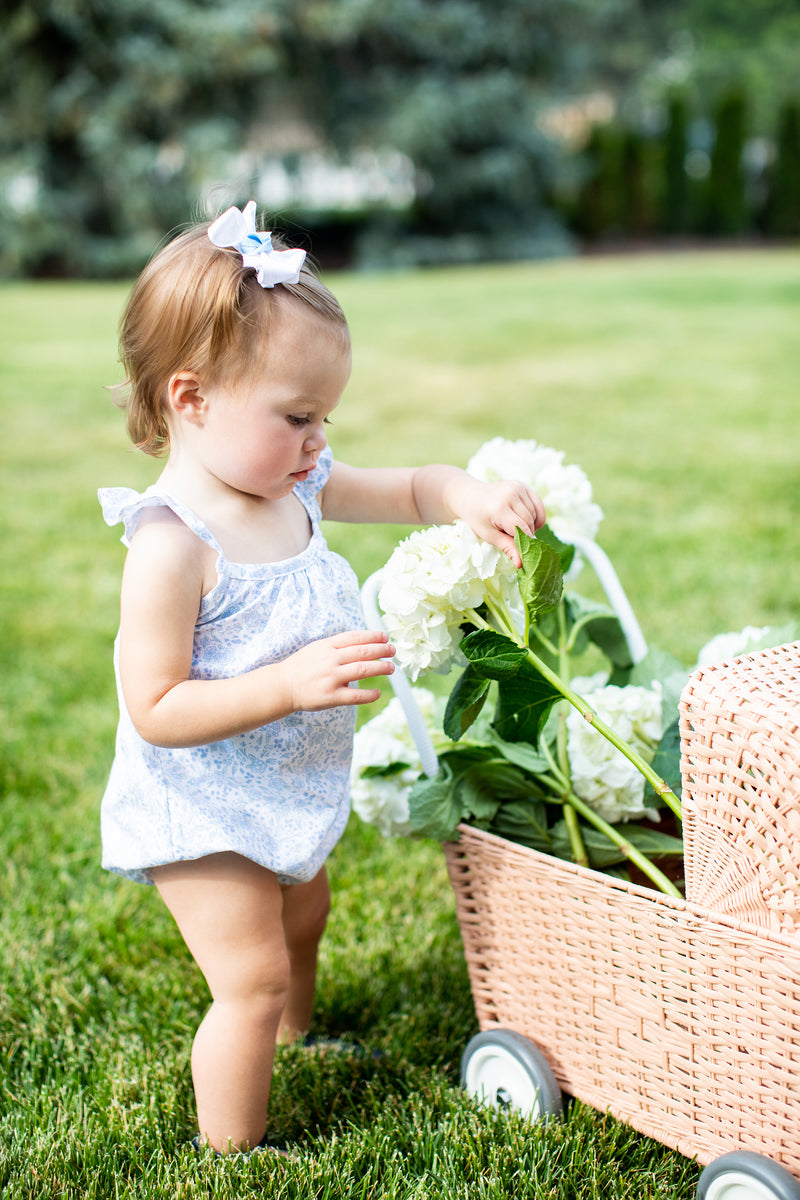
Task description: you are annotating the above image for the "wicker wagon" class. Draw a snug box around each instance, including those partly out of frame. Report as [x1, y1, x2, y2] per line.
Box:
[448, 644, 800, 1200]
[361, 560, 800, 1200]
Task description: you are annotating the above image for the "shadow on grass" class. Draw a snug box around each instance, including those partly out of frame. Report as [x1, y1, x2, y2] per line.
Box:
[313, 934, 476, 1072]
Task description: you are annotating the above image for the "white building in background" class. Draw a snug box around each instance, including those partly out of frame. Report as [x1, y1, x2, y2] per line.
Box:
[253, 148, 416, 214]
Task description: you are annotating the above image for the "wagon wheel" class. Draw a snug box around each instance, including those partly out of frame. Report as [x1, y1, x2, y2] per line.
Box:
[460, 1029, 562, 1121]
[697, 1151, 800, 1200]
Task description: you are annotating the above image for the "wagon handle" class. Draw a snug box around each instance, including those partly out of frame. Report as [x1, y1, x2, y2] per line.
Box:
[569, 534, 648, 665]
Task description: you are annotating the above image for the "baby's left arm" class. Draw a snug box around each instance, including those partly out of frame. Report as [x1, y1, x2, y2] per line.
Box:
[321, 462, 546, 568]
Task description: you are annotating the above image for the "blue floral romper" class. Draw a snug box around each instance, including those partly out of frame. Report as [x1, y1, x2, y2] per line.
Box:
[98, 447, 363, 885]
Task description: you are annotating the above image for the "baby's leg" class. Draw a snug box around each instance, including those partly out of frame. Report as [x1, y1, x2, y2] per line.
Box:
[153, 852, 288, 1153]
[278, 866, 331, 1043]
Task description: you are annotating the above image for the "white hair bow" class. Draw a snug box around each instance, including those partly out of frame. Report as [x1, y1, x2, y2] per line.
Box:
[207, 200, 307, 288]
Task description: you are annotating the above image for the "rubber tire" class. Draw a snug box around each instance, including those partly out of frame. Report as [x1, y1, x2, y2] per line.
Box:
[460, 1029, 562, 1122]
[697, 1152, 800, 1200]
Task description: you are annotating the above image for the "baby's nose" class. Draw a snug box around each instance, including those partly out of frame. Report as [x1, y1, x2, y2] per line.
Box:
[304, 423, 327, 451]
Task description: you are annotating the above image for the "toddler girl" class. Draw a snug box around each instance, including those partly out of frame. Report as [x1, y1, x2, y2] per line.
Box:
[99, 201, 545, 1156]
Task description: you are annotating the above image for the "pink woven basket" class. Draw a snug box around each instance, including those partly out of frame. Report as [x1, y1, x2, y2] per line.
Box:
[443, 641, 800, 1175]
[682, 641, 800, 935]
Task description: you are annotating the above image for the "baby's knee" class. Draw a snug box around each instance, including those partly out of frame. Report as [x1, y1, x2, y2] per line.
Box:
[227, 952, 292, 1022]
[289, 891, 330, 957]
[250, 985, 290, 1031]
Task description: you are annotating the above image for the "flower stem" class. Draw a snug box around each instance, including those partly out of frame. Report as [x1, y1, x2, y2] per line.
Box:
[482, 581, 519, 641]
[532, 645, 682, 820]
[529, 623, 558, 658]
[561, 787, 682, 898]
[564, 611, 601, 655]
[482, 592, 682, 821]
[471, 589, 683, 893]
[563, 803, 589, 869]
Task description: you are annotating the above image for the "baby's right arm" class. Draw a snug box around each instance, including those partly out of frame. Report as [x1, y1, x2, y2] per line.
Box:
[118, 517, 394, 749]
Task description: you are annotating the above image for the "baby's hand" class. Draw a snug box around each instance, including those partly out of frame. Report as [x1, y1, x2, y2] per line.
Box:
[285, 630, 395, 712]
[448, 476, 546, 568]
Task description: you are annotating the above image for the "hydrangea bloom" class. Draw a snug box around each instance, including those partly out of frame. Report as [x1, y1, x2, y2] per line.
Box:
[378, 522, 521, 680]
[466, 437, 603, 544]
[566, 681, 662, 824]
[695, 625, 772, 668]
[350, 689, 441, 836]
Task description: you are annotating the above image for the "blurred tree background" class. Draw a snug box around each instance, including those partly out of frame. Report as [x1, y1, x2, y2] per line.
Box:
[1, 0, 798, 278]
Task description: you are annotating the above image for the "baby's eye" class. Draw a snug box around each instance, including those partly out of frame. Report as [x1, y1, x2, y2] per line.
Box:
[287, 414, 334, 428]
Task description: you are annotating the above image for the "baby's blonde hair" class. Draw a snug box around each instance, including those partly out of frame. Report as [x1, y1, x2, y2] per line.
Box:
[116, 221, 349, 456]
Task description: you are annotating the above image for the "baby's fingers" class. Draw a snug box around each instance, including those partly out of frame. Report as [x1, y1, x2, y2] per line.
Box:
[330, 628, 391, 646]
[330, 629, 395, 666]
[526, 490, 547, 531]
[498, 485, 546, 538]
[331, 630, 396, 702]
[495, 488, 547, 564]
[489, 529, 523, 569]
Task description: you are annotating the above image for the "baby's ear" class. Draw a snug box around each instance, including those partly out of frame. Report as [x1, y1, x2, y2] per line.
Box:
[167, 372, 205, 423]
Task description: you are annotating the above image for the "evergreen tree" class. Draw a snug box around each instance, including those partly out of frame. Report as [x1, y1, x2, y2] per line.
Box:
[2, 0, 797, 276]
[620, 128, 659, 237]
[0, 0, 290, 276]
[704, 90, 749, 236]
[1, 0, 654, 274]
[662, 93, 690, 235]
[572, 124, 625, 242]
[288, 0, 653, 265]
[763, 99, 800, 237]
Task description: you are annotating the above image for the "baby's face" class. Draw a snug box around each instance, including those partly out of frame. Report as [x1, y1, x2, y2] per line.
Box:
[197, 305, 351, 501]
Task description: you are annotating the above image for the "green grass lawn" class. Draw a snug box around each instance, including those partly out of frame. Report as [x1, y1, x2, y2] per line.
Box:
[1, 249, 798, 1197]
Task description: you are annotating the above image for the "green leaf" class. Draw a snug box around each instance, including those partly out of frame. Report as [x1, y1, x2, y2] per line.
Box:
[529, 524, 575, 576]
[488, 731, 553, 775]
[449, 758, 541, 826]
[565, 592, 633, 669]
[459, 629, 564, 746]
[550, 818, 685, 868]
[644, 717, 682, 804]
[465, 760, 539, 802]
[438, 739, 494, 768]
[456, 772, 502, 823]
[526, 607, 561, 671]
[493, 662, 562, 746]
[407, 764, 463, 842]
[488, 798, 552, 852]
[514, 528, 564, 618]
[361, 761, 412, 779]
[443, 664, 491, 741]
[618, 823, 685, 859]
[438, 744, 497, 771]
[461, 628, 528, 677]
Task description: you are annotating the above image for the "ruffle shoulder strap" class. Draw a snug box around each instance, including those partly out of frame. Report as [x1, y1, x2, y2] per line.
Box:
[97, 486, 223, 553]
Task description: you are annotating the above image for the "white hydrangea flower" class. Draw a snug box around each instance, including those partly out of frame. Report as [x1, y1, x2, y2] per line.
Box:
[467, 436, 603, 544]
[566, 682, 662, 824]
[570, 671, 610, 694]
[350, 689, 441, 837]
[379, 522, 521, 680]
[695, 625, 772, 668]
